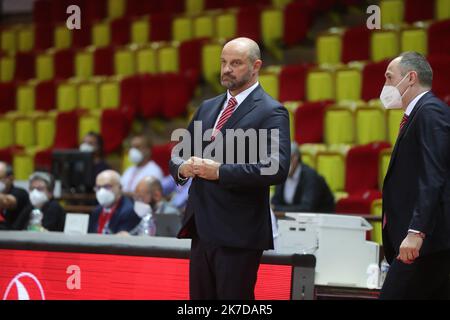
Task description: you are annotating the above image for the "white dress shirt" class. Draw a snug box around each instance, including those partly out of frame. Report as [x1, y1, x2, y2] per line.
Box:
[212, 81, 260, 131]
[405, 91, 429, 116]
[283, 165, 302, 205]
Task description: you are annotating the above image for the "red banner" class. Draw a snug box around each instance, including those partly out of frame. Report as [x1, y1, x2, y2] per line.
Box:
[0, 249, 292, 300]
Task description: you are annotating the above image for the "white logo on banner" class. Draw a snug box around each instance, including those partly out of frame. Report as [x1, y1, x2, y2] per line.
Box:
[3, 272, 46, 300]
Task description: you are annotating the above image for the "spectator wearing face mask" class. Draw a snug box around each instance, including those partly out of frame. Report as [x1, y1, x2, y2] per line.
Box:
[121, 135, 164, 194]
[88, 170, 141, 234]
[0, 162, 30, 230]
[79, 131, 111, 179]
[13, 172, 65, 232]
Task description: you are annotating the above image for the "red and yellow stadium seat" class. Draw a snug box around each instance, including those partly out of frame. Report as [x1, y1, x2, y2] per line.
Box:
[131, 17, 150, 45]
[56, 81, 78, 112]
[436, 0, 450, 20]
[78, 112, 101, 143]
[386, 108, 404, 145]
[92, 20, 111, 48]
[261, 8, 283, 59]
[16, 83, 35, 114]
[216, 11, 237, 39]
[78, 81, 99, 110]
[17, 26, 34, 52]
[14, 116, 35, 148]
[401, 26, 428, 56]
[107, 0, 125, 20]
[186, 0, 205, 15]
[193, 14, 215, 39]
[335, 67, 362, 102]
[1, 28, 16, 53]
[0, 55, 15, 82]
[35, 114, 56, 150]
[259, 72, 279, 101]
[380, 0, 404, 26]
[158, 44, 179, 73]
[202, 40, 223, 92]
[0, 117, 14, 148]
[54, 24, 72, 50]
[172, 15, 193, 42]
[75, 49, 94, 79]
[99, 80, 120, 109]
[316, 151, 346, 192]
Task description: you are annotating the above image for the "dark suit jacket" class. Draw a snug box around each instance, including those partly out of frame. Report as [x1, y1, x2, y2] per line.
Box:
[88, 196, 141, 234]
[271, 164, 335, 213]
[169, 85, 291, 250]
[382, 91, 450, 264]
[13, 199, 66, 232]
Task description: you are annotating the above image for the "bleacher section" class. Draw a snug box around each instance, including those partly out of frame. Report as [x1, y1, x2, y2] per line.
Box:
[0, 0, 449, 244]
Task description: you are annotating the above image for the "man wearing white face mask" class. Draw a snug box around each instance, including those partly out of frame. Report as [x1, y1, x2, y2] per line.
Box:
[12, 172, 66, 232]
[379, 52, 450, 299]
[0, 162, 30, 230]
[121, 135, 164, 194]
[88, 170, 141, 234]
[79, 131, 111, 179]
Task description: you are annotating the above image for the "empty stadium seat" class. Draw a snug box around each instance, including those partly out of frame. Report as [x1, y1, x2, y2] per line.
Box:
[138, 74, 163, 118]
[158, 44, 179, 73]
[172, 16, 193, 42]
[193, 14, 215, 39]
[386, 108, 404, 145]
[111, 17, 131, 46]
[35, 80, 56, 112]
[380, 0, 404, 26]
[150, 13, 172, 42]
[345, 142, 391, 193]
[94, 46, 114, 76]
[78, 81, 99, 110]
[101, 109, 129, 154]
[0, 55, 15, 82]
[283, 0, 312, 46]
[0, 117, 13, 148]
[14, 117, 35, 148]
[72, 24, 92, 49]
[0, 28, 16, 54]
[401, 26, 428, 56]
[428, 54, 450, 100]
[75, 49, 94, 79]
[279, 64, 309, 102]
[17, 26, 34, 53]
[342, 25, 370, 63]
[179, 38, 207, 76]
[54, 49, 75, 80]
[136, 45, 158, 74]
[316, 151, 346, 192]
[92, 20, 111, 48]
[54, 24, 72, 50]
[161, 73, 191, 119]
[56, 81, 78, 111]
[216, 11, 237, 39]
[114, 47, 136, 76]
[324, 106, 354, 145]
[202, 41, 223, 91]
[99, 80, 120, 109]
[355, 106, 386, 145]
[151, 142, 175, 176]
[131, 17, 151, 45]
[294, 100, 333, 144]
[335, 189, 382, 214]
[306, 68, 334, 101]
[16, 83, 35, 114]
[237, 6, 261, 41]
[371, 29, 400, 62]
[335, 67, 362, 102]
[107, 0, 125, 19]
[0, 82, 16, 114]
[78, 112, 101, 143]
[259, 72, 279, 100]
[428, 20, 450, 56]
[186, 0, 205, 14]
[13, 152, 35, 180]
[35, 52, 54, 81]
[261, 8, 283, 58]
[316, 31, 342, 65]
[34, 23, 54, 51]
[404, 0, 434, 23]
[35, 114, 56, 149]
[361, 59, 390, 101]
[14, 52, 35, 81]
[436, 0, 450, 20]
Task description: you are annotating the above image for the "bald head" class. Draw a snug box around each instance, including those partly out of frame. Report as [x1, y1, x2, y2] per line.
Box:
[221, 37, 262, 95]
[223, 37, 261, 63]
[134, 176, 163, 207]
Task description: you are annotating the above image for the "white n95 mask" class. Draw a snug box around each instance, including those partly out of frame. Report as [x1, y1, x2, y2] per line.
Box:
[96, 188, 116, 208]
[29, 189, 49, 208]
[133, 201, 152, 218]
[379, 73, 411, 109]
[129, 148, 144, 164]
[79, 143, 95, 152]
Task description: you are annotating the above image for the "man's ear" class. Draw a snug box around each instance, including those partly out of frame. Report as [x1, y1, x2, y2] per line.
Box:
[410, 70, 419, 85]
[253, 59, 262, 74]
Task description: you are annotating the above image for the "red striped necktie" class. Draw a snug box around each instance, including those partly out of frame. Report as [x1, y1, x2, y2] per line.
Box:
[212, 96, 238, 139]
[399, 114, 409, 132]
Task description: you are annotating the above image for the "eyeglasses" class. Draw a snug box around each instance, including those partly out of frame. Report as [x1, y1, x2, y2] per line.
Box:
[94, 184, 114, 192]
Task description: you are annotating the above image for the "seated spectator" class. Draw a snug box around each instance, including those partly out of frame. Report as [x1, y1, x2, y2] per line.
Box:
[146, 177, 180, 215]
[89, 170, 141, 234]
[121, 135, 164, 193]
[13, 172, 66, 232]
[161, 175, 191, 212]
[0, 162, 30, 230]
[127, 176, 158, 236]
[271, 143, 335, 213]
[79, 131, 111, 178]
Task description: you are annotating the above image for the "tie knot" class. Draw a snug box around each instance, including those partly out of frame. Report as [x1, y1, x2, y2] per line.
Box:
[227, 97, 237, 108]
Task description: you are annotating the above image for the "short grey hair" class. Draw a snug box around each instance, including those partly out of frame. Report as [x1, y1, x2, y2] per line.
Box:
[398, 52, 433, 88]
[29, 171, 54, 192]
[291, 142, 301, 162]
[248, 42, 261, 63]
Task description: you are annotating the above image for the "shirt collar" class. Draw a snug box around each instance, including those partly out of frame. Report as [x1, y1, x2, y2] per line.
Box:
[288, 165, 302, 181]
[225, 81, 259, 107]
[405, 91, 429, 116]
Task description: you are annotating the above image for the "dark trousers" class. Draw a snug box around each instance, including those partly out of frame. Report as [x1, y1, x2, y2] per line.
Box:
[189, 236, 263, 300]
[380, 250, 450, 299]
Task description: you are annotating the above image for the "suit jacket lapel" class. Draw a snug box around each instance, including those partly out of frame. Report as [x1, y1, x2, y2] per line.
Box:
[385, 92, 432, 181]
[219, 85, 263, 134]
[203, 93, 227, 133]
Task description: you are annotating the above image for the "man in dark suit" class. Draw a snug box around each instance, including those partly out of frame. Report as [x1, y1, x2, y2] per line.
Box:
[88, 170, 141, 234]
[271, 142, 335, 213]
[169, 37, 290, 299]
[380, 52, 450, 299]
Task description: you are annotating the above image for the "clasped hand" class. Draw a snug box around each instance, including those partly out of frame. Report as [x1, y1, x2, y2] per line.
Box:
[179, 156, 221, 181]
